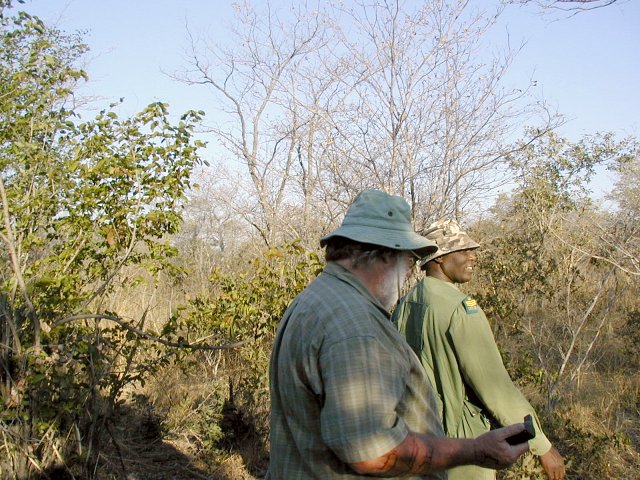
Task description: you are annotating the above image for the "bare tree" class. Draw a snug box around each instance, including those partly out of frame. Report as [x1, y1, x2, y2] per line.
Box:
[175, 0, 556, 246]
[324, 0, 553, 228]
[504, 0, 624, 17]
[173, 1, 330, 247]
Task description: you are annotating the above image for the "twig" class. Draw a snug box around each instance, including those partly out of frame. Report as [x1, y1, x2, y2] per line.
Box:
[54, 313, 254, 350]
[105, 420, 128, 478]
[0, 176, 47, 351]
[74, 223, 139, 315]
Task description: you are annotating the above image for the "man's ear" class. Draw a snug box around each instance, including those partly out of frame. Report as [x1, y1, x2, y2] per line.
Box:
[434, 257, 443, 264]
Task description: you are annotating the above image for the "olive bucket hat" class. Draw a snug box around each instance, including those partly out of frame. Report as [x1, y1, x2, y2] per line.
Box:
[320, 189, 437, 257]
[418, 218, 480, 269]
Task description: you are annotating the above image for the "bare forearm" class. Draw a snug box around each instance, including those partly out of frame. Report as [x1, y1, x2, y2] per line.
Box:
[351, 424, 529, 477]
[351, 432, 482, 476]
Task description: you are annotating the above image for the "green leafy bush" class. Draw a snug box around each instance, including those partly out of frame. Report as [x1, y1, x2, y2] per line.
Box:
[0, 5, 205, 476]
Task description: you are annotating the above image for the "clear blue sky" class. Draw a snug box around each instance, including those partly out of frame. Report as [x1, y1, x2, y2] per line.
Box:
[19, 0, 638, 136]
[491, 0, 639, 140]
[16, 0, 640, 194]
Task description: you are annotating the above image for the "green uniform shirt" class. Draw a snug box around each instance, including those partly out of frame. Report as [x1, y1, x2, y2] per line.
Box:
[393, 276, 552, 479]
[267, 262, 445, 480]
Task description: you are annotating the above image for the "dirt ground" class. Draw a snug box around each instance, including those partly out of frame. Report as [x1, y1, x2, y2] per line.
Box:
[54, 398, 269, 480]
[98, 437, 261, 480]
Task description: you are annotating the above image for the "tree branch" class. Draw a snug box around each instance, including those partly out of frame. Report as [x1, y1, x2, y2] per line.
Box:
[53, 314, 254, 351]
[0, 176, 49, 350]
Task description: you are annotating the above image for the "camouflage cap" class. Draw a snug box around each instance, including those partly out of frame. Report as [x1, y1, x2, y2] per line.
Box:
[418, 218, 480, 268]
[320, 189, 438, 257]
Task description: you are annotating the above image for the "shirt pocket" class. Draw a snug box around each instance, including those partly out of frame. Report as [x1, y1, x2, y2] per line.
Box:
[458, 399, 491, 439]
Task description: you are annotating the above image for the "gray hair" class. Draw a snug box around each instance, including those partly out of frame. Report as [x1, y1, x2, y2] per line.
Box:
[324, 237, 395, 268]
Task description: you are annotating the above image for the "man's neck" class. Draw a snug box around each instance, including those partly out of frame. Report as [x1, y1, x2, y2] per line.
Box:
[424, 266, 453, 284]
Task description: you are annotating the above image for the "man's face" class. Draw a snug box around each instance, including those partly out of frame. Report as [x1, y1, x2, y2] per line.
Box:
[437, 248, 477, 284]
[379, 252, 416, 310]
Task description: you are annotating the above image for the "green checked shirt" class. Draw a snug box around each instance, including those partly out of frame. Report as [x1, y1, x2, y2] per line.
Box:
[266, 262, 445, 480]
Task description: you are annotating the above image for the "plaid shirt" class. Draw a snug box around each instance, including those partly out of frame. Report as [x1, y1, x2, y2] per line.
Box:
[266, 262, 445, 480]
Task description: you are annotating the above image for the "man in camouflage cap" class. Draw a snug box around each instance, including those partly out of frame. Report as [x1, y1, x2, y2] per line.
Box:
[392, 219, 566, 480]
[416, 218, 480, 268]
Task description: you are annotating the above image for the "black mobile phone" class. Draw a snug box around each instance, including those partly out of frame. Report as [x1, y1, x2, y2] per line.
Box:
[506, 414, 536, 445]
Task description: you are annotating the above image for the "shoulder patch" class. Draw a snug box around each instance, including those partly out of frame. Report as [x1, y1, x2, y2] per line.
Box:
[462, 296, 479, 314]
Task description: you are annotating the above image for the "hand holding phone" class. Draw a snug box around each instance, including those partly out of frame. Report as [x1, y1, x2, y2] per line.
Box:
[506, 414, 535, 445]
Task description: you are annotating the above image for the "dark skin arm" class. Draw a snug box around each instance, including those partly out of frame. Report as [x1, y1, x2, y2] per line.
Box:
[350, 423, 530, 477]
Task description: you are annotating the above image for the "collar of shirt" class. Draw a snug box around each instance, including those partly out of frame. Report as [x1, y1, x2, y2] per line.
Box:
[323, 261, 391, 319]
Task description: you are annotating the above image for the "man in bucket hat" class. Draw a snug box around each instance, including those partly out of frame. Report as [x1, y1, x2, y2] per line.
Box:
[266, 192, 531, 479]
[393, 219, 566, 480]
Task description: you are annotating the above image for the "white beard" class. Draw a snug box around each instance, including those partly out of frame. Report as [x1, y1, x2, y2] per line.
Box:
[378, 255, 407, 311]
